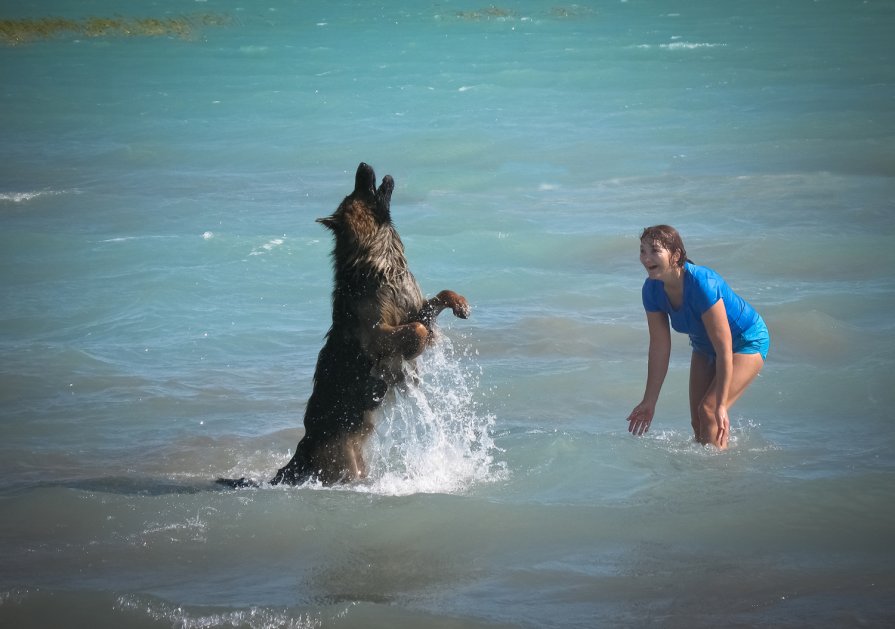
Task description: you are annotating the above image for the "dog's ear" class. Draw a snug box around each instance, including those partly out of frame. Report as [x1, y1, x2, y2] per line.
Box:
[354, 162, 377, 200]
[317, 216, 338, 231]
[374, 175, 394, 223]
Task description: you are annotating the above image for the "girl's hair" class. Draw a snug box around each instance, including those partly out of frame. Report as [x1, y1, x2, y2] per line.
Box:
[639, 224, 690, 267]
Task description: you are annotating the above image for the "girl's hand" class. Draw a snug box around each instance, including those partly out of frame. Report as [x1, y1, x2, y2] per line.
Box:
[716, 403, 730, 447]
[627, 402, 655, 437]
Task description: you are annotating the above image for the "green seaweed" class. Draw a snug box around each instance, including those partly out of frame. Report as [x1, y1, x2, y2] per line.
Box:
[454, 6, 515, 21]
[0, 14, 230, 45]
[550, 6, 593, 19]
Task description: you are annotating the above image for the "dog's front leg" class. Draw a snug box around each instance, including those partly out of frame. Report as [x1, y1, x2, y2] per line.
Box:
[419, 290, 471, 328]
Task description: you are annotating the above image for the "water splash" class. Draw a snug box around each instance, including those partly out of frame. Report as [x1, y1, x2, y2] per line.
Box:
[114, 595, 321, 629]
[218, 334, 504, 495]
[359, 334, 504, 496]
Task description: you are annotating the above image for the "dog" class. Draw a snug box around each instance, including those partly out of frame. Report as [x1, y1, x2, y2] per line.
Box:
[218, 163, 469, 487]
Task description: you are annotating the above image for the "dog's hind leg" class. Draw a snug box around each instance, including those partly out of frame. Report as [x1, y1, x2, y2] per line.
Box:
[371, 321, 430, 361]
[344, 433, 370, 480]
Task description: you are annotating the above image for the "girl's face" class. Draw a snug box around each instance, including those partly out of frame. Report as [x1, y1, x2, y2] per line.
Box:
[639, 239, 679, 280]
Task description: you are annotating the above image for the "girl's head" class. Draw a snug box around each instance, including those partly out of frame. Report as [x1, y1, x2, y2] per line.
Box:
[639, 225, 688, 268]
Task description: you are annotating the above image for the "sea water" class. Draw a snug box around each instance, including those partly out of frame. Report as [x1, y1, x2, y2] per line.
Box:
[1, 0, 894, 626]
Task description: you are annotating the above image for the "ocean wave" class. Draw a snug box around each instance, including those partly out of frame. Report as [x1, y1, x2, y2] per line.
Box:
[249, 237, 286, 256]
[661, 41, 727, 50]
[114, 595, 321, 629]
[97, 234, 177, 243]
[634, 42, 727, 51]
[0, 190, 68, 203]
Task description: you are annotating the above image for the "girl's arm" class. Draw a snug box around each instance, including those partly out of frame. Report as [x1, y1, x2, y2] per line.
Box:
[627, 310, 671, 436]
[701, 299, 733, 436]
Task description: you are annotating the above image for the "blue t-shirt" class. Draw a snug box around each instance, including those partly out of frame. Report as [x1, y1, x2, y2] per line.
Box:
[641, 262, 760, 355]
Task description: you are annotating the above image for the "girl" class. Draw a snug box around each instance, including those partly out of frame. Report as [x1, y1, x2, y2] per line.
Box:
[627, 225, 769, 448]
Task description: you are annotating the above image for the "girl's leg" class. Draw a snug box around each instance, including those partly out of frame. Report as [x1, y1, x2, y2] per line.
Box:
[697, 352, 765, 448]
[689, 351, 716, 442]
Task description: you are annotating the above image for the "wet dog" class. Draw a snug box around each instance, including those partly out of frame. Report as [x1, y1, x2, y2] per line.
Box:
[219, 163, 469, 487]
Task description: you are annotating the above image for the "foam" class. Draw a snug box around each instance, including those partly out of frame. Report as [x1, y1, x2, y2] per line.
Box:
[0, 190, 65, 203]
[115, 594, 321, 629]
[249, 237, 286, 256]
[661, 42, 727, 50]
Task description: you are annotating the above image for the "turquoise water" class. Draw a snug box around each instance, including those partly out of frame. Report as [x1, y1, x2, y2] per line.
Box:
[2, 1, 894, 626]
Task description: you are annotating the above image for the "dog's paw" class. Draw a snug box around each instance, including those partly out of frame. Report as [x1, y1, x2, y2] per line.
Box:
[453, 298, 471, 319]
[437, 290, 471, 319]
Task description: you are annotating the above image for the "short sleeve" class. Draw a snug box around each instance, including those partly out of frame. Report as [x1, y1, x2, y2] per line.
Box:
[689, 271, 722, 315]
[641, 280, 664, 312]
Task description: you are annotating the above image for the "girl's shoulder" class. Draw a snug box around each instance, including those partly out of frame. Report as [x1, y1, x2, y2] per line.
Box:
[684, 262, 727, 312]
[685, 262, 724, 288]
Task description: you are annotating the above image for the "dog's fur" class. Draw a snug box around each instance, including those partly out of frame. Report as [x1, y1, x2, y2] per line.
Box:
[219, 163, 469, 487]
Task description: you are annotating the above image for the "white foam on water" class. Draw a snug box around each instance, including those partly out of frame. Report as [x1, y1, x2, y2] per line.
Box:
[661, 41, 727, 50]
[0, 190, 69, 203]
[115, 594, 321, 629]
[249, 237, 286, 256]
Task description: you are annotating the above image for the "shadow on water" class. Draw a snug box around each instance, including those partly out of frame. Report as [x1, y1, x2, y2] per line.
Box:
[6, 476, 225, 497]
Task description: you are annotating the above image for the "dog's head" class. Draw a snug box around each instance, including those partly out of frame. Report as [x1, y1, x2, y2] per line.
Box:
[318, 162, 395, 239]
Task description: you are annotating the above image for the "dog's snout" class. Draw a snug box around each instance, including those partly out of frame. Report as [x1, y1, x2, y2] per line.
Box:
[354, 162, 377, 199]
